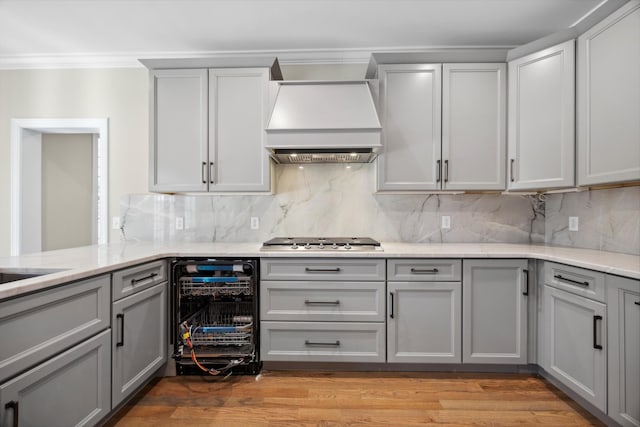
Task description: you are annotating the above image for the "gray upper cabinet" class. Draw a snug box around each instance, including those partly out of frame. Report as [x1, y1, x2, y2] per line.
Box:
[376, 62, 507, 192]
[607, 275, 640, 427]
[442, 63, 506, 190]
[462, 259, 528, 364]
[150, 66, 272, 193]
[507, 40, 575, 190]
[150, 69, 209, 192]
[577, 1, 640, 186]
[209, 68, 270, 191]
[377, 64, 442, 191]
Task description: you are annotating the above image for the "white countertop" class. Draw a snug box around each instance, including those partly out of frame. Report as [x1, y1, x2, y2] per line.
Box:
[1, 241, 638, 300]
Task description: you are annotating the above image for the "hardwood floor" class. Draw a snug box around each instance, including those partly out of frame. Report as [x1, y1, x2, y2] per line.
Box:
[106, 371, 604, 426]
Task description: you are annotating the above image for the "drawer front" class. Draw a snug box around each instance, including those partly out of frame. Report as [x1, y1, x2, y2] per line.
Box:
[387, 259, 462, 281]
[112, 260, 167, 301]
[544, 262, 605, 302]
[260, 321, 385, 362]
[261, 258, 385, 281]
[0, 275, 111, 383]
[260, 281, 385, 322]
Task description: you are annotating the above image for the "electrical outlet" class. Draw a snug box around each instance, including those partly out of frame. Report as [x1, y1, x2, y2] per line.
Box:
[250, 217, 259, 230]
[175, 217, 184, 230]
[112, 216, 120, 229]
[569, 216, 579, 231]
[441, 215, 451, 229]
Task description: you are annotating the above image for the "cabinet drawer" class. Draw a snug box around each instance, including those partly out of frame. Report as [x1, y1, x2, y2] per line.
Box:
[260, 321, 385, 362]
[260, 259, 385, 281]
[544, 262, 605, 302]
[112, 260, 167, 301]
[387, 259, 461, 281]
[0, 275, 110, 383]
[260, 281, 385, 322]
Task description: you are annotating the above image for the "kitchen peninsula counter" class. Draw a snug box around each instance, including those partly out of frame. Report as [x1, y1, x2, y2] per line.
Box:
[1, 241, 638, 300]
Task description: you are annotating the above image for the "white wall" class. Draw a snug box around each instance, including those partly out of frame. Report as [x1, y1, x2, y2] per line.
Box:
[0, 68, 149, 256]
[41, 133, 93, 251]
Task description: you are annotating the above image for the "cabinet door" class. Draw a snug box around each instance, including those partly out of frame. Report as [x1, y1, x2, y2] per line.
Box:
[442, 63, 506, 190]
[209, 68, 271, 192]
[508, 40, 575, 190]
[544, 285, 606, 412]
[577, 2, 640, 186]
[462, 259, 528, 364]
[0, 330, 110, 427]
[377, 64, 442, 191]
[112, 282, 167, 408]
[607, 276, 640, 427]
[387, 281, 461, 363]
[150, 69, 208, 192]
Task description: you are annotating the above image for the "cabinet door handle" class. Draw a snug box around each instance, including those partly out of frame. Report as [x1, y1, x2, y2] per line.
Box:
[209, 162, 215, 184]
[410, 268, 439, 274]
[304, 340, 340, 347]
[593, 315, 603, 350]
[444, 159, 449, 183]
[389, 292, 394, 319]
[522, 269, 529, 296]
[634, 301, 640, 306]
[554, 274, 589, 287]
[117, 313, 125, 347]
[131, 272, 158, 285]
[304, 267, 341, 273]
[5, 400, 19, 427]
[510, 159, 515, 182]
[304, 300, 340, 306]
[201, 162, 207, 184]
[436, 160, 441, 183]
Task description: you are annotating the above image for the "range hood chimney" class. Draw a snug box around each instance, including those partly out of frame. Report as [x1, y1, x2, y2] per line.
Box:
[265, 81, 382, 164]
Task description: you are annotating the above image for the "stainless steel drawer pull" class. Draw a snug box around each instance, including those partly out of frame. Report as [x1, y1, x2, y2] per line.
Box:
[304, 300, 340, 305]
[410, 268, 439, 274]
[131, 272, 158, 284]
[554, 274, 589, 287]
[304, 267, 341, 273]
[304, 340, 340, 347]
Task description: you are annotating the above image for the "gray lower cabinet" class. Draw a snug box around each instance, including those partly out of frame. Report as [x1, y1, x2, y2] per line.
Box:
[0, 330, 111, 427]
[0, 275, 110, 383]
[112, 282, 167, 408]
[387, 281, 461, 363]
[607, 275, 640, 427]
[544, 285, 607, 412]
[462, 259, 528, 364]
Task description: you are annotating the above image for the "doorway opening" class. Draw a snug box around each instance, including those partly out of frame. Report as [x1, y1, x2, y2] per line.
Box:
[10, 118, 108, 256]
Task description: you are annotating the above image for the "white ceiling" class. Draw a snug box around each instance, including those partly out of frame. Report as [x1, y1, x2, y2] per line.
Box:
[0, 0, 611, 68]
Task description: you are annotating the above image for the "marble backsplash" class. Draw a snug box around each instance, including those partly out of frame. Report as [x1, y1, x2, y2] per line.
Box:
[120, 163, 546, 245]
[545, 186, 640, 255]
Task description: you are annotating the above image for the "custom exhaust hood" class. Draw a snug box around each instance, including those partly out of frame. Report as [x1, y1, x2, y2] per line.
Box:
[265, 81, 382, 164]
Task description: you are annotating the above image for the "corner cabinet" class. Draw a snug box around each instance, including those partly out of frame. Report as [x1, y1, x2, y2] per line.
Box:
[376, 62, 506, 191]
[462, 259, 528, 364]
[150, 67, 272, 193]
[507, 40, 575, 190]
[577, 1, 640, 186]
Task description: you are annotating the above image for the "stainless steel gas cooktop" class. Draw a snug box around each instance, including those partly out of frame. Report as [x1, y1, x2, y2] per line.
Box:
[261, 237, 382, 251]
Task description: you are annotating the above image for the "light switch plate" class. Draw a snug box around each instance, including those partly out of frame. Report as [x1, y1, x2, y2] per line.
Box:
[175, 217, 184, 230]
[250, 217, 259, 230]
[569, 216, 579, 231]
[112, 216, 120, 229]
[441, 216, 451, 229]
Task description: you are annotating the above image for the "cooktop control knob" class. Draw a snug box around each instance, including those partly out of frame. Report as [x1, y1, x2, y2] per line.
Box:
[291, 243, 299, 249]
[331, 244, 339, 249]
[318, 243, 325, 249]
[344, 244, 352, 250]
[304, 243, 312, 249]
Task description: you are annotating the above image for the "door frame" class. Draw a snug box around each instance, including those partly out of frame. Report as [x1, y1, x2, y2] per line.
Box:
[10, 118, 109, 255]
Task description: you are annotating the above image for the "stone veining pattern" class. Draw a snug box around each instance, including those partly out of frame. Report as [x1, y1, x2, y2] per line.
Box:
[120, 164, 545, 245]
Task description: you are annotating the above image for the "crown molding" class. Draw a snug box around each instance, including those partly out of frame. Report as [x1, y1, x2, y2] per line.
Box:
[0, 46, 516, 70]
